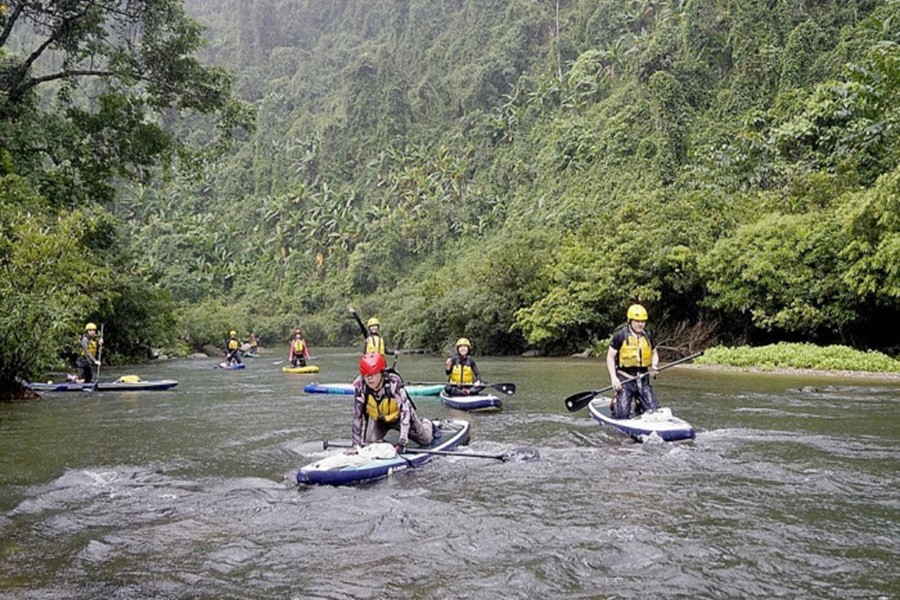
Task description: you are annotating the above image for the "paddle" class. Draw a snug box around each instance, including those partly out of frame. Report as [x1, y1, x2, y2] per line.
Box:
[322, 440, 540, 462]
[89, 323, 104, 392]
[410, 381, 517, 395]
[403, 446, 539, 462]
[563, 351, 704, 413]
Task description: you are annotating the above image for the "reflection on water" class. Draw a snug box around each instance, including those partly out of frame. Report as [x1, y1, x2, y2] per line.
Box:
[1, 350, 898, 599]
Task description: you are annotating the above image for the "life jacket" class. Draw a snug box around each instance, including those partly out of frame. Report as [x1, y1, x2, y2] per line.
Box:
[617, 329, 653, 369]
[448, 357, 476, 384]
[291, 339, 306, 355]
[227, 338, 240, 352]
[81, 336, 99, 360]
[365, 334, 386, 355]
[364, 385, 400, 423]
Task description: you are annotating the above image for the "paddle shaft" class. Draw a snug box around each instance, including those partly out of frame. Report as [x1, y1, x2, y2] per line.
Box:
[564, 351, 704, 412]
[322, 440, 524, 462]
[90, 323, 104, 390]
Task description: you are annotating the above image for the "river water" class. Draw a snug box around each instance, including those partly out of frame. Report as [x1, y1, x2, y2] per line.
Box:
[1, 349, 897, 599]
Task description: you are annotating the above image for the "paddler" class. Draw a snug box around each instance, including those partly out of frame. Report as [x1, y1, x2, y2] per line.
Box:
[444, 337, 483, 396]
[606, 304, 660, 418]
[348, 305, 397, 357]
[225, 330, 243, 365]
[351, 352, 439, 452]
[288, 327, 311, 367]
[75, 322, 103, 383]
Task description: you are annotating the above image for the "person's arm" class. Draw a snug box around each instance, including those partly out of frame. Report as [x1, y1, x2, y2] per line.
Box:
[396, 389, 412, 449]
[606, 346, 621, 390]
[650, 347, 659, 375]
[303, 338, 311, 359]
[348, 306, 368, 338]
[445, 355, 454, 375]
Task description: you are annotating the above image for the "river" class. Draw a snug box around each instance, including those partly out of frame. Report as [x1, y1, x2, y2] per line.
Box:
[1, 349, 897, 599]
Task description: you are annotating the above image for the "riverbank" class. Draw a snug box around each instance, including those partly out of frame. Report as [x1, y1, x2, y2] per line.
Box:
[692, 342, 900, 379]
[689, 363, 900, 381]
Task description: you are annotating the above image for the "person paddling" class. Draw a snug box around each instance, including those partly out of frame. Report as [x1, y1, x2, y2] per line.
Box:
[444, 337, 484, 396]
[351, 352, 439, 452]
[75, 322, 103, 383]
[606, 304, 659, 418]
[348, 306, 396, 357]
[225, 330, 243, 366]
[288, 328, 311, 367]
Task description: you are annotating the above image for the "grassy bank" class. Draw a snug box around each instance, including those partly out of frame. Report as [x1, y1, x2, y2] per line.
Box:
[695, 343, 900, 373]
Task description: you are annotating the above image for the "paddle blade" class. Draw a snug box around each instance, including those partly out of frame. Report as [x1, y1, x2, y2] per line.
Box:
[492, 382, 516, 395]
[501, 446, 541, 462]
[564, 390, 599, 413]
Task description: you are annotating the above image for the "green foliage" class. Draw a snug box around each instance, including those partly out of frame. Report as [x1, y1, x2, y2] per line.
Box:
[0, 176, 113, 392]
[175, 299, 249, 352]
[7, 0, 900, 388]
[839, 165, 900, 303]
[697, 342, 900, 372]
[700, 211, 857, 337]
[0, 0, 253, 207]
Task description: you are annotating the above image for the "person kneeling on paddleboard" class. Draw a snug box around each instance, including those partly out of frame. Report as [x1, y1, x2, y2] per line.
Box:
[352, 352, 440, 452]
[606, 304, 660, 419]
[444, 337, 484, 396]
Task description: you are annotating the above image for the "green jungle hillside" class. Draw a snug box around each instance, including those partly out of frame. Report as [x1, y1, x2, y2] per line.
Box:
[1, 0, 898, 394]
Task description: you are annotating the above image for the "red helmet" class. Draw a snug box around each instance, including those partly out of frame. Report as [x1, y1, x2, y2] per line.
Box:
[359, 352, 386, 376]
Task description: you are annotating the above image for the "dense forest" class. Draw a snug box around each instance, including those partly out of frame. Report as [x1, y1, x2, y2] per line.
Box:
[1, 0, 898, 394]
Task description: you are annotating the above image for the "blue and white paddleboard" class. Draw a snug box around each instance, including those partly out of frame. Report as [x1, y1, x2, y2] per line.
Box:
[588, 398, 694, 442]
[297, 418, 470, 486]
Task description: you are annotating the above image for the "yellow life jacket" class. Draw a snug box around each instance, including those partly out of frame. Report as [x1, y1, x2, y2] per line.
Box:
[365, 389, 400, 423]
[291, 339, 306, 354]
[365, 335, 386, 355]
[448, 363, 476, 385]
[82, 337, 100, 360]
[228, 338, 240, 351]
[617, 331, 653, 369]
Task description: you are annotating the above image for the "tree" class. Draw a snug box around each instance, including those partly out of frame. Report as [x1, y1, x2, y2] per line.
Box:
[0, 175, 113, 397]
[0, 0, 252, 205]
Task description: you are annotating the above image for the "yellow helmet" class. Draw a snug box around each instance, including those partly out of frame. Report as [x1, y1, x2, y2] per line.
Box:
[456, 337, 471, 349]
[627, 304, 648, 321]
[229, 330, 237, 336]
[366, 317, 380, 327]
[85, 322, 97, 332]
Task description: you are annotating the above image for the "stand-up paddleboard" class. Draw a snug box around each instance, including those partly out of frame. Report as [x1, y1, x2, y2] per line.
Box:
[217, 362, 245, 370]
[588, 397, 694, 442]
[29, 378, 178, 392]
[303, 382, 444, 396]
[297, 419, 470, 486]
[282, 365, 320, 374]
[439, 389, 502, 412]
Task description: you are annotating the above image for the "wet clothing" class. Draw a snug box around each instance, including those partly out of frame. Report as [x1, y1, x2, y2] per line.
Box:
[225, 336, 243, 365]
[352, 372, 433, 448]
[76, 333, 101, 383]
[289, 337, 310, 367]
[609, 325, 658, 418]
